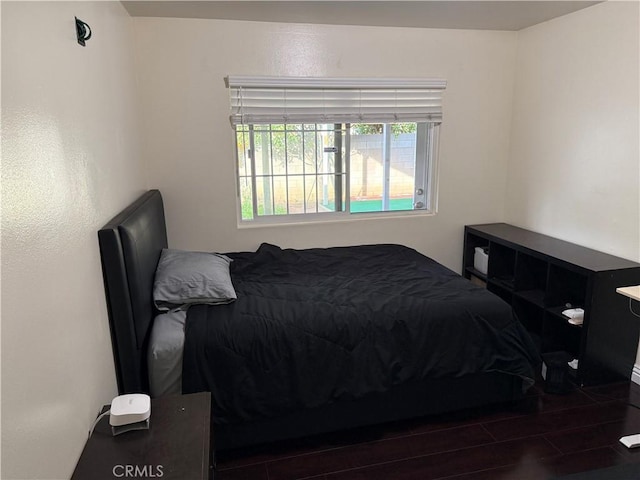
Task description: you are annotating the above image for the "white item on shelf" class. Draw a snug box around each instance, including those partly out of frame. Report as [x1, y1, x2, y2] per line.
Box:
[562, 307, 584, 319]
[474, 247, 489, 275]
[620, 434, 640, 449]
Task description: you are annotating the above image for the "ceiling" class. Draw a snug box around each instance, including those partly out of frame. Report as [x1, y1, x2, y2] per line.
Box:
[122, 1, 601, 31]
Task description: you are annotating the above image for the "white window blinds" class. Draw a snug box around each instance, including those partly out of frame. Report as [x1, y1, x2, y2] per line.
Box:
[225, 76, 446, 126]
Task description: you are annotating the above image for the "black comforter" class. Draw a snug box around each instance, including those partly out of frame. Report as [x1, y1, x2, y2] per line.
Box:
[182, 243, 538, 424]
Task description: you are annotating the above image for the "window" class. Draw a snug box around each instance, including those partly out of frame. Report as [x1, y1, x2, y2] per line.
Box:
[226, 76, 446, 223]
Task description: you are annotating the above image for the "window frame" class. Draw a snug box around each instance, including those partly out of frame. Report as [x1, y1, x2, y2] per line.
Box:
[233, 121, 441, 226]
[226, 76, 445, 226]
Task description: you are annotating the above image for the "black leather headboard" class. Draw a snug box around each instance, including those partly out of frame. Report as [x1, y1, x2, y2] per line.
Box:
[98, 190, 168, 394]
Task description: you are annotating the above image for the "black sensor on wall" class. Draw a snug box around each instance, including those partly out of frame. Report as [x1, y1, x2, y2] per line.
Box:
[75, 17, 91, 46]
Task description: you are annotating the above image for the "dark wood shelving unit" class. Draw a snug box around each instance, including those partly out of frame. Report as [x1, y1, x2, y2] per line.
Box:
[463, 223, 640, 386]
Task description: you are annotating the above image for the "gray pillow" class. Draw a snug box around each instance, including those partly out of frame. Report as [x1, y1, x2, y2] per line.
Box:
[153, 248, 237, 311]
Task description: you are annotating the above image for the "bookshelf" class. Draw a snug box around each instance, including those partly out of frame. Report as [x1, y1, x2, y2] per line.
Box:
[464, 223, 640, 386]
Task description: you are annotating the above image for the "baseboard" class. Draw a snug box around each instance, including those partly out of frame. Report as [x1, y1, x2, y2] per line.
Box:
[632, 364, 640, 385]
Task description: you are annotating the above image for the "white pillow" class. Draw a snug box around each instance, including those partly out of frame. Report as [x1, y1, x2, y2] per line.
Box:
[153, 248, 237, 311]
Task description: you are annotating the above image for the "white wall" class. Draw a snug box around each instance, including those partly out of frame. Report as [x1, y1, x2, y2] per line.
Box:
[507, 1, 640, 262]
[507, 1, 640, 368]
[134, 18, 518, 271]
[1, 2, 146, 479]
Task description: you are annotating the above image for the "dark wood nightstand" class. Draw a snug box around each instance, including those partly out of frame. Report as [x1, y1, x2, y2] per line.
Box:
[72, 392, 213, 480]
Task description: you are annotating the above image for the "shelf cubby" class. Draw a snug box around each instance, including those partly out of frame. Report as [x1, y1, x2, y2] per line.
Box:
[513, 297, 543, 336]
[542, 312, 582, 358]
[546, 265, 587, 310]
[515, 289, 545, 308]
[487, 243, 516, 289]
[487, 281, 512, 305]
[515, 253, 548, 307]
[463, 233, 489, 274]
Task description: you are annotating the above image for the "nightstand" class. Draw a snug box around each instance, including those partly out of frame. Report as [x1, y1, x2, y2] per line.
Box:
[72, 392, 213, 480]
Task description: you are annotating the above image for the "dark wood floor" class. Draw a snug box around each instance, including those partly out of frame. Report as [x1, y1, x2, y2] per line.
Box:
[215, 380, 640, 480]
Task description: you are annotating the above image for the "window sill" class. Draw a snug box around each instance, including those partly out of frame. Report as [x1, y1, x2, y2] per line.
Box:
[237, 209, 437, 229]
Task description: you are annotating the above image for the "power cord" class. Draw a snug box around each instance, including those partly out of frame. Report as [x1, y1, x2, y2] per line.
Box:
[88, 409, 110, 438]
[625, 300, 640, 408]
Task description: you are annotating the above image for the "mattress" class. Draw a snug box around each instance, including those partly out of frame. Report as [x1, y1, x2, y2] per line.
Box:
[147, 309, 186, 397]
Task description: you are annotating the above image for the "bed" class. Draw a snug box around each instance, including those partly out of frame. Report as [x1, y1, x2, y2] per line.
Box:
[99, 189, 539, 450]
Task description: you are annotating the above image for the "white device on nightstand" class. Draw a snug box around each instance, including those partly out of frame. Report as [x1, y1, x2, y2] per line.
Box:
[109, 394, 151, 435]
